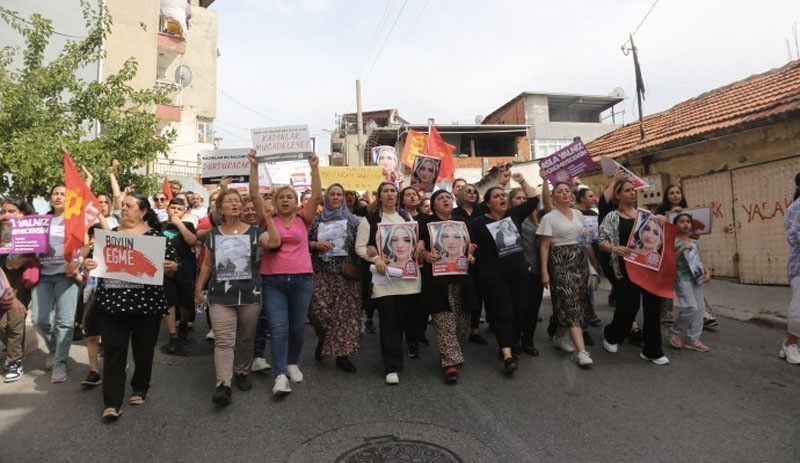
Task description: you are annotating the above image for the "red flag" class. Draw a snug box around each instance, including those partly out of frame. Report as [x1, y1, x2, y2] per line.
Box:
[626, 222, 678, 298]
[163, 175, 174, 201]
[401, 129, 427, 168]
[426, 126, 455, 182]
[63, 150, 101, 261]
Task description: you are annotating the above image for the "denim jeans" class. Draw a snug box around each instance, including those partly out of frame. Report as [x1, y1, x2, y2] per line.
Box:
[262, 274, 312, 377]
[30, 273, 79, 364]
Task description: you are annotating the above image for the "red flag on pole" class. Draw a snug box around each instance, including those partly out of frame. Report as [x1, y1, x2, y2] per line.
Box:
[163, 175, 174, 201]
[63, 149, 101, 261]
[426, 126, 455, 182]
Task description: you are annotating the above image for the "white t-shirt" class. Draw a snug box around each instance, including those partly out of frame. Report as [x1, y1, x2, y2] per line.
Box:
[536, 208, 584, 246]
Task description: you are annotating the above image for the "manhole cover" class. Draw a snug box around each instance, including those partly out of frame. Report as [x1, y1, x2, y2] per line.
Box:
[288, 421, 497, 463]
[336, 435, 461, 462]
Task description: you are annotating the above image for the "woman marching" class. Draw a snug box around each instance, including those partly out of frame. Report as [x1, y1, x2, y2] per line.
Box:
[308, 183, 363, 373]
[195, 153, 280, 405]
[355, 182, 421, 385]
[598, 180, 669, 365]
[418, 190, 477, 384]
[538, 182, 601, 367]
[83, 194, 179, 421]
[469, 172, 539, 375]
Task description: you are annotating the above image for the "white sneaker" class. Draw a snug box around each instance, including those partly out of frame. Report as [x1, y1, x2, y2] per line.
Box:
[577, 351, 594, 367]
[272, 374, 291, 396]
[286, 364, 303, 383]
[385, 372, 400, 385]
[206, 329, 215, 340]
[779, 342, 800, 364]
[251, 357, 271, 372]
[553, 336, 575, 353]
[639, 352, 669, 365]
[602, 339, 619, 354]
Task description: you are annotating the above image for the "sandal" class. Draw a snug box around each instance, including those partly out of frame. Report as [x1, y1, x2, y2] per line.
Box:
[102, 407, 122, 422]
[129, 393, 146, 405]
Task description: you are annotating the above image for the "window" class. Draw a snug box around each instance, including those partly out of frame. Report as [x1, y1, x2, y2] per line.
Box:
[197, 120, 214, 144]
[532, 139, 572, 159]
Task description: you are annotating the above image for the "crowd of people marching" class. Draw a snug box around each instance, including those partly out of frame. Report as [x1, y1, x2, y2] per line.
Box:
[6, 148, 796, 424]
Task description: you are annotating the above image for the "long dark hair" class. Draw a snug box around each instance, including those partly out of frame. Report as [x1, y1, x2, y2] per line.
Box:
[47, 184, 65, 214]
[659, 184, 688, 211]
[127, 193, 160, 229]
[2, 196, 34, 216]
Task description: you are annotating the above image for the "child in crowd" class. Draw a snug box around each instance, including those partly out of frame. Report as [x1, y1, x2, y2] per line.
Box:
[666, 213, 711, 352]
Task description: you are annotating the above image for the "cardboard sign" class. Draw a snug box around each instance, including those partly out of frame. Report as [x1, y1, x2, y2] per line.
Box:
[626, 222, 677, 299]
[538, 139, 596, 186]
[200, 148, 251, 184]
[377, 222, 419, 278]
[599, 156, 649, 190]
[319, 166, 385, 192]
[93, 230, 166, 285]
[486, 217, 523, 258]
[372, 145, 402, 182]
[427, 220, 470, 276]
[624, 209, 664, 271]
[410, 154, 441, 194]
[251, 125, 311, 162]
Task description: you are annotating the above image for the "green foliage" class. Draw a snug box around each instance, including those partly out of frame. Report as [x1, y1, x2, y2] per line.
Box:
[0, 1, 175, 202]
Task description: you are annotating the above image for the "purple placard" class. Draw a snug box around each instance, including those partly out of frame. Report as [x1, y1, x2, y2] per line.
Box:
[537, 139, 596, 186]
[11, 214, 52, 254]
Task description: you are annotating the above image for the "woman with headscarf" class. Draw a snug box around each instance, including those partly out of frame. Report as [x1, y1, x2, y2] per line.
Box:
[308, 183, 363, 373]
[355, 182, 421, 385]
[417, 190, 477, 384]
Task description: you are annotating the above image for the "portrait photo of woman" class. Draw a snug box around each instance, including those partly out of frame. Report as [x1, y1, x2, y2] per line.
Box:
[433, 222, 468, 264]
[410, 155, 441, 194]
[215, 234, 252, 277]
[378, 222, 418, 277]
[372, 145, 402, 183]
[626, 211, 665, 270]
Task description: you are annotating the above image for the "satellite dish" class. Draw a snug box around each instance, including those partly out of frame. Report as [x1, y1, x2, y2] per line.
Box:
[474, 114, 484, 124]
[610, 87, 625, 98]
[175, 65, 193, 87]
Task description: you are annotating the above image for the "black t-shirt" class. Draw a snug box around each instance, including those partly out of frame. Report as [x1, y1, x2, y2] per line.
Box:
[469, 197, 539, 279]
[452, 203, 488, 224]
[160, 221, 196, 260]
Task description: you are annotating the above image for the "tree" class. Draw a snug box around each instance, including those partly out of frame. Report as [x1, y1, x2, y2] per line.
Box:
[0, 1, 175, 202]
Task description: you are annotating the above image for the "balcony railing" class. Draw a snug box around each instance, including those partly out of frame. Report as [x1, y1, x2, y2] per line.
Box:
[150, 159, 201, 178]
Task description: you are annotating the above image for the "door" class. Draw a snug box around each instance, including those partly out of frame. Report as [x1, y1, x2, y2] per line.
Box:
[681, 171, 738, 278]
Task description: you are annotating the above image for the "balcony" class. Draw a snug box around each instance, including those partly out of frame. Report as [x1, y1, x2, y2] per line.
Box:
[151, 158, 201, 178]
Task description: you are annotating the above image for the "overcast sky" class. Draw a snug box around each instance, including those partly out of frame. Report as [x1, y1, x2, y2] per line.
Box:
[209, 0, 800, 152]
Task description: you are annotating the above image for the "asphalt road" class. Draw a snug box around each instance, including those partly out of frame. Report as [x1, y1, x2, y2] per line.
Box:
[1, 290, 798, 463]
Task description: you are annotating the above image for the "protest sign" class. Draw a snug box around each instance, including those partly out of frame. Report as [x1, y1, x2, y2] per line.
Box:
[319, 166, 385, 192]
[624, 209, 664, 271]
[667, 207, 712, 235]
[371, 146, 402, 182]
[486, 217, 523, 258]
[200, 148, 250, 184]
[0, 218, 11, 254]
[10, 215, 52, 254]
[410, 155, 441, 194]
[251, 125, 311, 162]
[428, 220, 470, 276]
[93, 229, 166, 285]
[626, 222, 678, 299]
[377, 222, 418, 278]
[318, 220, 349, 257]
[538, 139, 596, 186]
[599, 156, 649, 190]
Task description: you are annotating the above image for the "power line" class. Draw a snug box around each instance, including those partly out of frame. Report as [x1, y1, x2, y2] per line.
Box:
[621, 0, 660, 51]
[192, 69, 284, 125]
[0, 6, 87, 39]
[362, 0, 409, 85]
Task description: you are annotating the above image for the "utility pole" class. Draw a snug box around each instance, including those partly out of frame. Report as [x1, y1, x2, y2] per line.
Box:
[356, 80, 364, 167]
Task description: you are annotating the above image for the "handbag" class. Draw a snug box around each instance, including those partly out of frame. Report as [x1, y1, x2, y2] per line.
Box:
[587, 261, 600, 291]
[22, 260, 40, 289]
[341, 259, 363, 281]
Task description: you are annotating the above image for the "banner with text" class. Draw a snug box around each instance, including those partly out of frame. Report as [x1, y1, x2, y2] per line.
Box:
[320, 166, 385, 192]
[538, 139, 596, 186]
[200, 148, 251, 184]
[93, 230, 166, 285]
[599, 156, 649, 190]
[252, 125, 311, 162]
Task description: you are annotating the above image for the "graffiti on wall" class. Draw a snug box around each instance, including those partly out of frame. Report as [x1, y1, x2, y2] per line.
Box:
[740, 196, 795, 223]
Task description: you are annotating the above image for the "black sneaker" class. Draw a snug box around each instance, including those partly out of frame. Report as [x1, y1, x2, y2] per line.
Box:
[407, 341, 420, 359]
[81, 371, 102, 387]
[704, 318, 719, 328]
[164, 336, 179, 355]
[3, 361, 22, 383]
[212, 385, 232, 405]
[503, 357, 518, 375]
[234, 373, 252, 392]
[582, 330, 596, 347]
[364, 319, 376, 333]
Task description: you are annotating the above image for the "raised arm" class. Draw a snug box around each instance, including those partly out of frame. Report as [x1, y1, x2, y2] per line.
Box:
[247, 150, 267, 224]
[302, 153, 322, 225]
[108, 160, 123, 210]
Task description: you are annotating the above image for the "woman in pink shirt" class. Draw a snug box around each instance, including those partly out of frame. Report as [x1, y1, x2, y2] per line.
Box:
[253, 153, 322, 397]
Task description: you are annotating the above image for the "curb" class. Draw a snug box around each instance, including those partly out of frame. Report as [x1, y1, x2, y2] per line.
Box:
[712, 305, 786, 329]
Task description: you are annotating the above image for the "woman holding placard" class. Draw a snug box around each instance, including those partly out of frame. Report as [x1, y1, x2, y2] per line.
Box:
[469, 173, 539, 375]
[83, 193, 179, 422]
[307, 183, 363, 373]
[355, 181, 421, 385]
[417, 190, 476, 384]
